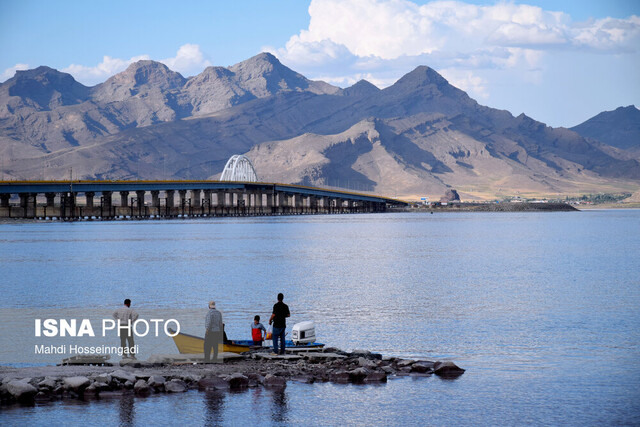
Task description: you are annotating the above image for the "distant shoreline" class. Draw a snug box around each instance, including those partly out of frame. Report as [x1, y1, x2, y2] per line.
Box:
[391, 202, 579, 212]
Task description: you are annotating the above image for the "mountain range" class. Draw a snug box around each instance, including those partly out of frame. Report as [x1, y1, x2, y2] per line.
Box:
[1, 52, 639, 199]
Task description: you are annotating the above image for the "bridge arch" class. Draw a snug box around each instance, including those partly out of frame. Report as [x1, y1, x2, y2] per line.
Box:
[220, 155, 258, 182]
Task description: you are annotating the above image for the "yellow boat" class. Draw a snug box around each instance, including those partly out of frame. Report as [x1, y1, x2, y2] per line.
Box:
[169, 329, 325, 354]
[169, 329, 252, 354]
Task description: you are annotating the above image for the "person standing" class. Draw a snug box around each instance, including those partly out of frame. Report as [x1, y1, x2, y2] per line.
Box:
[251, 315, 267, 346]
[204, 301, 223, 363]
[269, 293, 290, 355]
[113, 298, 139, 359]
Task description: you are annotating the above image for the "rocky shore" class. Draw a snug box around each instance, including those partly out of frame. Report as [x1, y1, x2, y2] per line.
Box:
[0, 348, 465, 406]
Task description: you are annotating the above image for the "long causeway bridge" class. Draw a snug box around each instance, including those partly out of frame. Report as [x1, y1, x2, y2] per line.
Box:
[0, 180, 408, 220]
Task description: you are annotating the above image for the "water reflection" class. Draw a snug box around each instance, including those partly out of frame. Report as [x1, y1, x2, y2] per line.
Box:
[203, 391, 226, 425]
[118, 394, 135, 427]
[270, 388, 289, 424]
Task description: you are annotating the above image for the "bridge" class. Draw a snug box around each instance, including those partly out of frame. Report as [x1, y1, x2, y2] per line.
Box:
[0, 180, 407, 220]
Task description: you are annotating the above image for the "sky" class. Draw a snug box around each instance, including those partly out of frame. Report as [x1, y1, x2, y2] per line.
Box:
[0, 0, 638, 127]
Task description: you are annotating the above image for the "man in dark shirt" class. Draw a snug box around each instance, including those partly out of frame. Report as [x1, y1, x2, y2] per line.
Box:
[269, 293, 290, 355]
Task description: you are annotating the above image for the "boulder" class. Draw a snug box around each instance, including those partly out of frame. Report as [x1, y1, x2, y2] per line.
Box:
[165, 379, 187, 393]
[124, 380, 134, 389]
[224, 373, 249, 389]
[291, 375, 315, 384]
[6, 380, 38, 403]
[38, 378, 58, 390]
[63, 376, 91, 393]
[350, 349, 371, 357]
[358, 357, 378, 368]
[381, 365, 394, 374]
[110, 370, 136, 383]
[93, 373, 111, 384]
[411, 361, 435, 373]
[348, 368, 369, 383]
[198, 377, 229, 391]
[329, 371, 350, 383]
[365, 372, 387, 383]
[433, 361, 465, 378]
[263, 374, 286, 388]
[134, 379, 150, 395]
[34, 391, 51, 402]
[147, 375, 166, 388]
[397, 359, 415, 367]
[178, 373, 202, 383]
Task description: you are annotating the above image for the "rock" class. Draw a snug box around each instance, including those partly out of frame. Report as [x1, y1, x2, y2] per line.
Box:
[397, 359, 415, 367]
[110, 370, 137, 383]
[358, 357, 378, 368]
[34, 391, 51, 402]
[84, 382, 98, 396]
[38, 378, 58, 389]
[198, 377, 229, 391]
[411, 361, 435, 373]
[263, 374, 286, 388]
[178, 373, 202, 383]
[165, 379, 187, 393]
[291, 375, 315, 384]
[147, 375, 166, 388]
[6, 380, 38, 402]
[365, 372, 387, 383]
[350, 349, 371, 357]
[124, 380, 134, 389]
[433, 361, 465, 378]
[348, 368, 369, 383]
[224, 373, 249, 389]
[94, 382, 112, 392]
[63, 376, 91, 392]
[381, 366, 394, 374]
[134, 379, 150, 395]
[93, 373, 112, 384]
[329, 371, 350, 383]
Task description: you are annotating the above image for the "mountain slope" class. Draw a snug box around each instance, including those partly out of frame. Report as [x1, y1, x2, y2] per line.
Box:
[571, 105, 640, 151]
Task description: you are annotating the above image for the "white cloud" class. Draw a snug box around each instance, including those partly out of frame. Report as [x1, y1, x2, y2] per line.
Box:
[274, 0, 640, 92]
[439, 69, 489, 99]
[160, 43, 211, 77]
[1, 63, 30, 82]
[64, 55, 151, 85]
[63, 44, 211, 85]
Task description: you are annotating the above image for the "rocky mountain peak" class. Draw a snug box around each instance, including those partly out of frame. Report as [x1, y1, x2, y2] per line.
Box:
[390, 66, 449, 91]
[571, 105, 640, 150]
[3, 66, 89, 110]
[109, 60, 185, 90]
[342, 79, 380, 97]
[228, 52, 339, 97]
[91, 60, 186, 102]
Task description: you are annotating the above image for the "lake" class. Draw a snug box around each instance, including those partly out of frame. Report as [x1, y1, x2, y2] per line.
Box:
[1, 210, 639, 425]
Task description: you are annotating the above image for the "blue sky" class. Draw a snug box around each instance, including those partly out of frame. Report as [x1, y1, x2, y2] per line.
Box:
[1, 0, 638, 127]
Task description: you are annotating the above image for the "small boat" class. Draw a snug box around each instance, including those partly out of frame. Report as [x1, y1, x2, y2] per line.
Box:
[169, 329, 324, 354]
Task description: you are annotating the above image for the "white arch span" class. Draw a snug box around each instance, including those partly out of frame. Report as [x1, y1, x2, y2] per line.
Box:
[220, 154, 259, 182]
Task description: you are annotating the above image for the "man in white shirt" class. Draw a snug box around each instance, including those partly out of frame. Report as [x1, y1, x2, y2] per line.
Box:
[113, 298, 139, 359]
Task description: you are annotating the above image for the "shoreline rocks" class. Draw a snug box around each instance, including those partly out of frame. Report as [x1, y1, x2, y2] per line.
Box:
[0, 348, 465, 406]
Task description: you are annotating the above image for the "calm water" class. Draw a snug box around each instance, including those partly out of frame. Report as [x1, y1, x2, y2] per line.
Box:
[1, 211, 639, 425]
